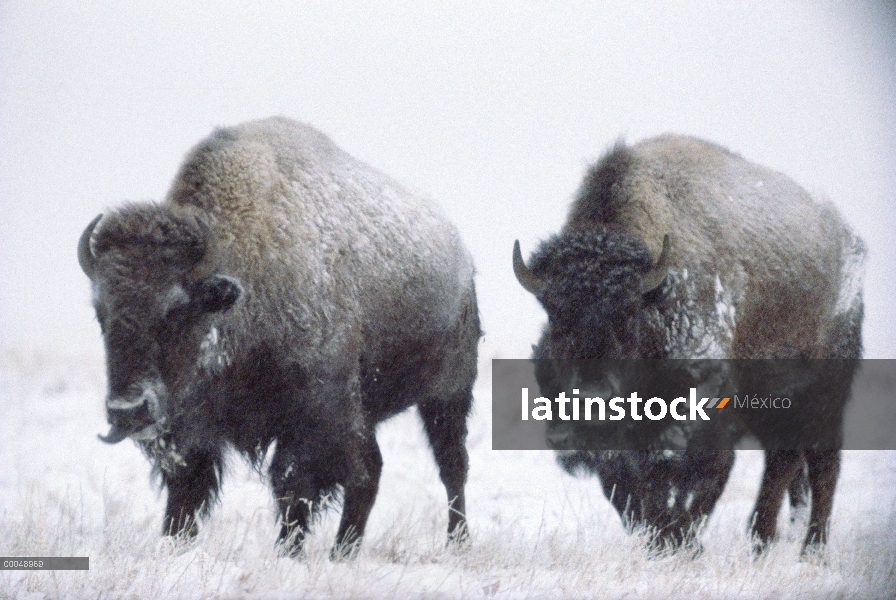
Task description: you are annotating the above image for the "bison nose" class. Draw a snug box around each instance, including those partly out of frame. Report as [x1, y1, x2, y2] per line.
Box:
[98, 389, 159, 444]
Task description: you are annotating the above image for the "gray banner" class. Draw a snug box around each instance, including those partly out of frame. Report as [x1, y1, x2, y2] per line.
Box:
[492, 359, 896, 450]
[0, 557, 89, 570]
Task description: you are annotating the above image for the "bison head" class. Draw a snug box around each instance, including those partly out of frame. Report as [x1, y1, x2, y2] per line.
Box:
[79, 206, 242, 445]
[514, 229, 735, 551]
[558, 449, 734, 552]
[513, 228, 671, 359]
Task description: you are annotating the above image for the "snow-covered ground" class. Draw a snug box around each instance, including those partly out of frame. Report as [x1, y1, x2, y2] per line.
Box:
[1, 352, 893, 599]
[2, 3, 895, 598]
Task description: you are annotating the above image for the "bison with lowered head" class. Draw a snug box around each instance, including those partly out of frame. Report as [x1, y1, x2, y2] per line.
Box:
[79, 117, 480, 557]
[513, 135, 864, 554]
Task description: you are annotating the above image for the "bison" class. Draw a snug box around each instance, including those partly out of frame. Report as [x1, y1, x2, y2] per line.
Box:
[513, 134, 864, 554]
[79, 117, 480, 558]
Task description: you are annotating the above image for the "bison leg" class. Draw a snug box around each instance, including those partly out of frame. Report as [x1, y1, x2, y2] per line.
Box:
[801, 449, 840, 553]
[659, 449, 735, 553]
[556, 451, 646, 526]
[162, 450, 222, 539]
[687, 450, 736, 519]
[594, 452, 649, 528]
[418, 389, 473, 544]
[788, 457, 810, 523]
[750, 450, 804, 552]
[270, 442, 339, 557]
[332, 435, 383, 559]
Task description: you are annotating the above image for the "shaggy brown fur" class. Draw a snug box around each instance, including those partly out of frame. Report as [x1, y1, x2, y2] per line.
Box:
[515, 135, 864, 554]
[81, 117, 480, 558]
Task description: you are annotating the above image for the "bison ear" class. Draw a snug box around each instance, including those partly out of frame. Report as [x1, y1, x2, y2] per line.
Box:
[198, 275, 242, 313]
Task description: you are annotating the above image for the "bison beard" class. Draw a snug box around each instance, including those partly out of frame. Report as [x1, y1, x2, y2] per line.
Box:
[514, 134, 863, 556]
[80, 117, 480, 558]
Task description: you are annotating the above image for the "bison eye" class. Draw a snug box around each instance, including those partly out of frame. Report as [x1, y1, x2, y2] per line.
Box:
[197, 275, 242, 313]
[161, 284, 191, 317]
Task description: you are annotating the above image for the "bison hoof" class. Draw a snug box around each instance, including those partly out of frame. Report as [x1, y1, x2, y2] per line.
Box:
[329, 539, 362, 562]
[275, 536, 308, 560]
[799, 530, 828, 562]
[799, 543, 827, 565]
[163, 517, 199, 541]
[750, 534, 775, 557]
[446, 525, 471, 551]
[644, 532, 703, 559]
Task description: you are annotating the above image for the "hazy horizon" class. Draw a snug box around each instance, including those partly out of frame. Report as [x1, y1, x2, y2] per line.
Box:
[2, 2, 894, 359]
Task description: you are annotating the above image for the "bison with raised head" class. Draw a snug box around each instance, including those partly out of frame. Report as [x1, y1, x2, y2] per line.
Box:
[513, 135, 864, 553]
[79, 117, 480, 557]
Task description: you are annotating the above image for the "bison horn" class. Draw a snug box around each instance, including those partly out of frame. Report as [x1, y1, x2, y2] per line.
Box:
[97, 424, 129, 444]
[78, 214, 103, 278]
[640, 234, 672, 294]
[513, 240, 544, 295]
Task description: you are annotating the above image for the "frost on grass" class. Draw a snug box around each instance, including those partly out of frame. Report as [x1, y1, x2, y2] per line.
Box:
[0, 352, 894, 599]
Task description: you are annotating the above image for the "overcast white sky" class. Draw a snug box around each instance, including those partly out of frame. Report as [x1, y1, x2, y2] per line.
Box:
[1, 1, 894, 359]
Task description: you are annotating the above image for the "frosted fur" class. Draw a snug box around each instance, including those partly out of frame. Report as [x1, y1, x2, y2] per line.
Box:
[644, 270, 737, 359]
[166, 117, 475, 376]
[83, 116, 480, 556]
[198, 326, 230, 373]
[525, 134, 865, 555]
[565, 134, 865, 359]
[835, 235, 865, 317]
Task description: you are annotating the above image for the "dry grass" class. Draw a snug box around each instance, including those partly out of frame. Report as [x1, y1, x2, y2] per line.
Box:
[1, 352, 894, 599]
